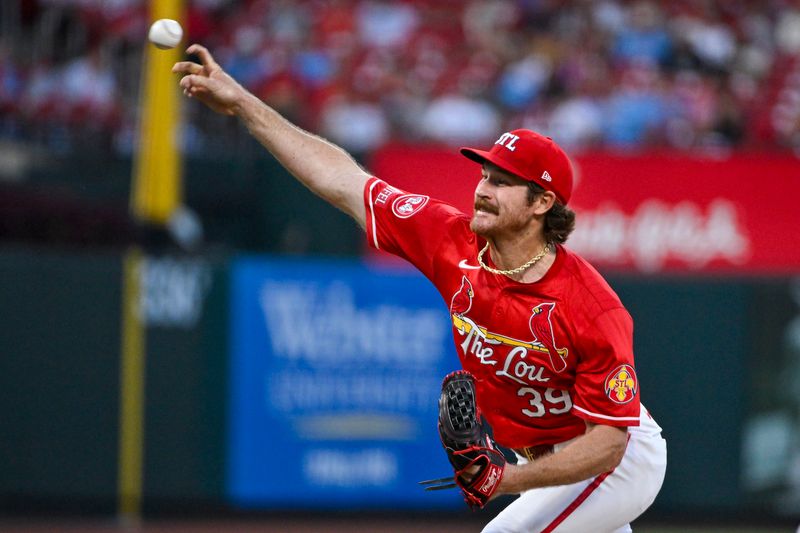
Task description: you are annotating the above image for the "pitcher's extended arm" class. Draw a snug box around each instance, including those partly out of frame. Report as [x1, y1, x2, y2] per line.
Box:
[173, 44, 369, 228]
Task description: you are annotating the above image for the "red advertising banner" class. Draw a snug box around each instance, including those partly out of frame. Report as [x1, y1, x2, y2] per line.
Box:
[370, 144, 800, 274]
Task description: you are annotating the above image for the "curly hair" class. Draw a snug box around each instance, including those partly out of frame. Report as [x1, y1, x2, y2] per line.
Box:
[527, 182, 576, 244]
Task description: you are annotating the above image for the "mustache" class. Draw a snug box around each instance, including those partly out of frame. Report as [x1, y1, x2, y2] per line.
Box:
[474, 199, 499, 215]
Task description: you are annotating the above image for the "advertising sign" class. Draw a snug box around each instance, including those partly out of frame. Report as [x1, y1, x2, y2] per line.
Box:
[567, 154, 798, 273]
[227, 257, 462, 508]
[371, 144, 800, 274]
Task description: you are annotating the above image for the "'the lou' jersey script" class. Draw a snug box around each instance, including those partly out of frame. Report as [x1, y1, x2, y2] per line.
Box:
[365, 178, 641, 449]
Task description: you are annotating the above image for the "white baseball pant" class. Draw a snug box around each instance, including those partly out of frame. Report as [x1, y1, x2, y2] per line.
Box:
[482, 406, 667, 533]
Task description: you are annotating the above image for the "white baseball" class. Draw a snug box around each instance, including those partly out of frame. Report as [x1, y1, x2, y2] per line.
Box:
[148, 19, 183, 50]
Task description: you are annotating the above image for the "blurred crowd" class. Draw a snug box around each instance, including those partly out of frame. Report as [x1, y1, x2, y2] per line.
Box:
[2, 0, 800, 156]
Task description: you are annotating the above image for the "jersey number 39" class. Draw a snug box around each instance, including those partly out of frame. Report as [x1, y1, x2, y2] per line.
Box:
[518, 387, 572, 417]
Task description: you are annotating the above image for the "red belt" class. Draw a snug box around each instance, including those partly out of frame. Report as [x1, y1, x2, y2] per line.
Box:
[514, 444, 554, 462]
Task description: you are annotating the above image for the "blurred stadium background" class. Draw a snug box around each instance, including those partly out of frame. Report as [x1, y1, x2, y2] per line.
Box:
[1, 0, 800, 531]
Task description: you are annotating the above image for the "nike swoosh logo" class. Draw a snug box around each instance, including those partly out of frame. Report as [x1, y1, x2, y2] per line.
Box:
[458, 259, 481, 270]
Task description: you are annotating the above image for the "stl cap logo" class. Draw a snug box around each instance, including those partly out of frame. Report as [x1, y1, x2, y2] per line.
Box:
[541, 170, 552, 182]
[604, 364, 638, 404]
[391, 194, 429, 218]
[494, 132, 520, 151]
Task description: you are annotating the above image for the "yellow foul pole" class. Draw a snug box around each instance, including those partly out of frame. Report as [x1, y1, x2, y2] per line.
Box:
[131, 0, 185, 224]
[119, 0, 185, 522]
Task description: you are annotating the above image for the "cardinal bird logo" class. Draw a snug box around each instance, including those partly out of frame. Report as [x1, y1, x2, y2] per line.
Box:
[450, 276, 474, 316]
[528, 303, 569, 373]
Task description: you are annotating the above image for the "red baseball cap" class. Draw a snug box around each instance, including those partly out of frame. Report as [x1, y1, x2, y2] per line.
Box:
[460, 129, 573, 204]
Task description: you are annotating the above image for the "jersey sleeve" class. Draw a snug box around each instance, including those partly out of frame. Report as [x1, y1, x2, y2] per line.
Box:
[570, 307, 641, 427]
[364, 177, 468, 280]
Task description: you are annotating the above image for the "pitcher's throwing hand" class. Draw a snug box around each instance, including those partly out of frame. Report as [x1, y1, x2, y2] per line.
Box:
[172, 44, 244, 116]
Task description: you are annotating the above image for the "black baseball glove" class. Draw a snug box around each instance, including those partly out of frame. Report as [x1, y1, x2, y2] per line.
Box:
[419, 370, 506, 509]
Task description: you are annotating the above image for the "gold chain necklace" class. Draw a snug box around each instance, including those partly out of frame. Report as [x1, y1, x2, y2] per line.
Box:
[477, 242, 551, 276]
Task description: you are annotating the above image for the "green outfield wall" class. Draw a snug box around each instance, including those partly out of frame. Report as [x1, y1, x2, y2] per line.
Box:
[0, 246, 798, 520]
[0, 247, 229, 511]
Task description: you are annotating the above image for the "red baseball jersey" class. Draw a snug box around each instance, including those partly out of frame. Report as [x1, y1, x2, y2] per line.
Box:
[364, 177, 641, 449]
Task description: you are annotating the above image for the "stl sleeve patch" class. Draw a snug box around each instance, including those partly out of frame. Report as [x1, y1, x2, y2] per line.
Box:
[604, 364, 638, 404]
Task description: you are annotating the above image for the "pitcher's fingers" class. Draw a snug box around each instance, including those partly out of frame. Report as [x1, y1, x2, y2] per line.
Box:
[172, 61, 203, 75]
[179, 74, 211, 92]
[186, 44, 220, 71]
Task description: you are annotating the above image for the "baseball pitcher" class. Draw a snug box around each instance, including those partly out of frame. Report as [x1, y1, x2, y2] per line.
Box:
[174, 44, 666, 533]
